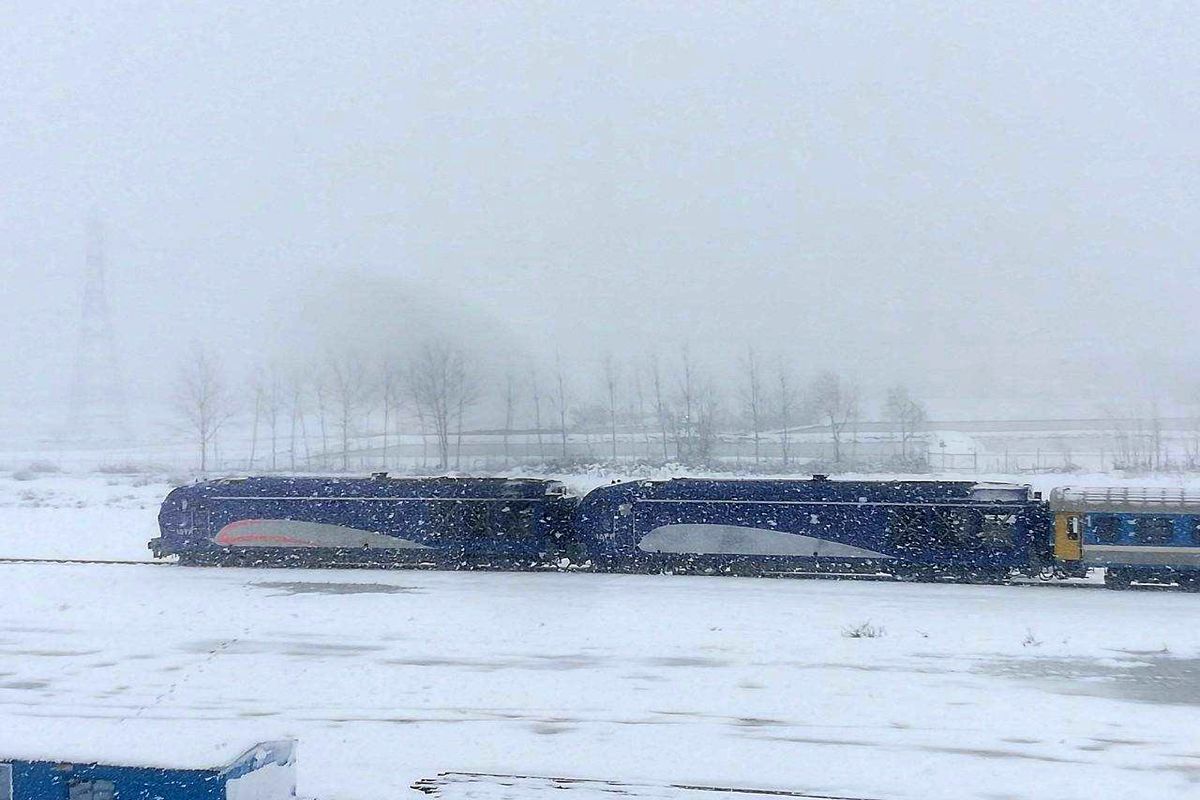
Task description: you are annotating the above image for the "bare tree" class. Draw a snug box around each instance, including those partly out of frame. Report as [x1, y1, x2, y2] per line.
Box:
[502, 369, 518, 466]
[809, 370, 858, 464]
[326, 355, 370, 471]
[740, 347, 764, 467]
[410, 381, 430, 470]
[173, 346, 235, 472]
[671, 345, 722, 465]
[312, 369, 331, 469]
[774, 358, 797, 469]
[288, 372, 307, 471]
[676, 344, 697, 461]
[884, 384, 927, 461]
[1149, 399, 1164, 470]
[1186, 392, 1200, 470]
[649, 352, 670, 462]
[692, 373, 723, 465]
[552, 352, 570, 459]
[263, 367, 284, 471]
[380, 360, 402, 470]
[529, 366, 546, 461]
[601, 355, 620, 462]
[453, 359, 480, 470]
[247, 372, 264, 470]
[631, 367, 652, 459]
[408, 340, 478, 470]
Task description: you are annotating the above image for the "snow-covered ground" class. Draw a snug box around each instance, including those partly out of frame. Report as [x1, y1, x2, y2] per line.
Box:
[0, 472, 171, 560]
[2, 472, 1200, 800]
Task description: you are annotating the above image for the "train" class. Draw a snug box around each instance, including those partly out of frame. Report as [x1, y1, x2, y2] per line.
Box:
[149, 474, 1200, 589]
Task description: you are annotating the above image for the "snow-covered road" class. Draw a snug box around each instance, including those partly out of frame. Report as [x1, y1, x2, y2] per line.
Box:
[2, 562, 1199, 800]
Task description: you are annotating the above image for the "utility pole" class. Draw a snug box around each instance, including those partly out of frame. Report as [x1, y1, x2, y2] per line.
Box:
[67, 215, 131, 443]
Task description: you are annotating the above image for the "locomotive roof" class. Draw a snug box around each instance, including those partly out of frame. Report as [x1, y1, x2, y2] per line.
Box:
[593, 478, 1032, 503]
[176, 476, 569, 500]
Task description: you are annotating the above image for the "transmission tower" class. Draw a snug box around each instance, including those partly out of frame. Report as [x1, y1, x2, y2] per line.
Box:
[67, 216, 131, 442]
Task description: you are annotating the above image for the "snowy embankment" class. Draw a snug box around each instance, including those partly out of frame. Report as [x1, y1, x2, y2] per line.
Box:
[2, 565, 1200, 800]
[0, 472, 171, 560]
[1, 471, 1199, 800]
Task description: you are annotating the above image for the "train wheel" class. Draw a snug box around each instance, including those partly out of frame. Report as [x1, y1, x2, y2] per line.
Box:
[1104, 569, 1132, 590]
[1176, 573, 1200, 592]
[894, 565, 933, 582]
[966, 568, 1009, 585]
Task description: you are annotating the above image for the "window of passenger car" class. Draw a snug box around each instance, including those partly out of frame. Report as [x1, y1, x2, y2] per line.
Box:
[1134, 516, 1175, 545]
[69, 780, 115, 800]
[0, 763, 11, 800]
[1091, 515, 1121, 544]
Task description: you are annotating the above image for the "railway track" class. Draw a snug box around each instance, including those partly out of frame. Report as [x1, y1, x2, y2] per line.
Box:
[0, 555, 1116, 588]
[0, 556, 168, 567]
[0, 557, 1179, 591]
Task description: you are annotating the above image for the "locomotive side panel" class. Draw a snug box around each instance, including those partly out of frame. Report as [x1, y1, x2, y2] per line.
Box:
[573, 479, 1043, 579]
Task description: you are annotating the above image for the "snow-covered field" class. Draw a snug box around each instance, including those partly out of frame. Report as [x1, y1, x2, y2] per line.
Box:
[2, 472, 1200, 800]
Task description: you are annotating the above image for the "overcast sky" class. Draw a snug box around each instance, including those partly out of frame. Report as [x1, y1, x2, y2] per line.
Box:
[1, 2, 1196, 434]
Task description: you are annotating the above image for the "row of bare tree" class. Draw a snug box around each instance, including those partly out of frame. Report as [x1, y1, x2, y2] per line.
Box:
[172, 341, 929, 473]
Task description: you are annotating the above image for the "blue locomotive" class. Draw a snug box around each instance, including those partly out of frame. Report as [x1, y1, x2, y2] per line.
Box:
[151, 475, 578, 568]
[573, 477, 1050, 581]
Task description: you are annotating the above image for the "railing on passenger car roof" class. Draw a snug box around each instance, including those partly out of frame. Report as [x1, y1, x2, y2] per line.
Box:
[1049, 486, 1200, 513]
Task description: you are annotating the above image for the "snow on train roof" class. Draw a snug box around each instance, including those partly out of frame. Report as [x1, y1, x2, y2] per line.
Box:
[622, 477, 1032, 502]
[185, 475, 571, 498]
[0, 727, 293, 771]
[1049, 486, 1200, 513]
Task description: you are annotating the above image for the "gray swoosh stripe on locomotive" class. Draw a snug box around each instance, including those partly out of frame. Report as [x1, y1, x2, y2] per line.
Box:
[215, 519, 434, 550]
[638, 524, 895, 559]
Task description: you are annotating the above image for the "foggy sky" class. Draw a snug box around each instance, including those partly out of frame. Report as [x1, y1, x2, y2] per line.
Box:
[2, 2, 1197, 436]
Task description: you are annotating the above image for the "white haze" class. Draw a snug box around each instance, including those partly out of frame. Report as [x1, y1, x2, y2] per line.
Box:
[1, 2, 1197, 438]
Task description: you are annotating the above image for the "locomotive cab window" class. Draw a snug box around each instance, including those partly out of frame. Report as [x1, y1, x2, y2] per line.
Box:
[425, 502, 456, 537]
[978, 513, 1016, 547]
[1134, 516, 1175, 546]
[462, 502, 490, 537]
[887, 508, 926, 551]
[946, 509, 980, 547]
[929, 508, 975, 548]
[492, 503, 534, 538]
[1092, 515, 1121, 544]
[0, 763, 10, 800]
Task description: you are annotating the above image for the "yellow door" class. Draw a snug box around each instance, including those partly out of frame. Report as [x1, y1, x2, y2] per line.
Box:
[1054, 513, 1083, 561]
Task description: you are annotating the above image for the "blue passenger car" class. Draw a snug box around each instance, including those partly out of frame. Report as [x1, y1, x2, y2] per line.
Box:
[1048, 487, 1200, 588]
[573, 477, 1050, 580]
[151, 476, 577, 567]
